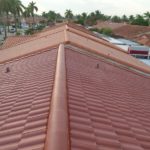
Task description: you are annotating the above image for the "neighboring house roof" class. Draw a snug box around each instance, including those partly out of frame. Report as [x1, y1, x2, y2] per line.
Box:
[0, 16, 15, 24]
[0, 23, 150, 150]
[24, 16, 47, 24]
[94, 21, 150, 47]
[0, 16, 47, 24]
[113, 24, 150, 39]
[94, 21, 126, 30]
[0, 26, 58, 50]
[135, 34, 150, 47]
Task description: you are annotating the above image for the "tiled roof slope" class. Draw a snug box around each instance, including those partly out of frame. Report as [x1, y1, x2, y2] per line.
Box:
[94, 21, 126, 30]
[0, 23, 150, 74]
[0, 49, 57, 150]
[0, 36, 34, 50]
[0, 24, 150, 150]
[0, 24, 65, 50]
[113, 24, 150, 39]
[1, 44, 150, 150]
[94, 22, 150, 39]
[93, 22, 150, 46]
[66, 48, 150, 150]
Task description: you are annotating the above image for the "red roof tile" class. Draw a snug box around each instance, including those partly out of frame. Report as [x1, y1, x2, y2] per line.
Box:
[0, 49, 57, 150]
[1, 23, 150, 74]
[65, 48, 150, 150]
[0, 23, 150, 150]
[113, 24, 150, 39]
[94, 22, 150, 46]
[0, 36, 34, 50]
[94, 21, 126, 30]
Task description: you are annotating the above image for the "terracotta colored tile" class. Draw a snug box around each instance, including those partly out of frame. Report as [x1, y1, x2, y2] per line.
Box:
[1, 24, 150, 150]
[0, 49, 57, 150]
[66, 49, 150, 150]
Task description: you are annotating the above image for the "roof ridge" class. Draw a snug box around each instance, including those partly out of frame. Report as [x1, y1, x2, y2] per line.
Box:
[1, 23, 124, 53]
[44, 44, 70, 150]
[0, 23, 150, 75]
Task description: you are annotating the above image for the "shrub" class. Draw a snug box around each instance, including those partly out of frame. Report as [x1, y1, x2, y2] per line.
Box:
[36, 25, 45, 31]
[16, 31, 21, 35]
[90, 27, 112, 36]
[100, 28, 112, 36]
[25, 28, 34, 35]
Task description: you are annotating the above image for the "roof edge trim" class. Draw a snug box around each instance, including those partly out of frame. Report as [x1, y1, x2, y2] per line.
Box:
[66, 23, 127, 54]
[44, 44, 70, 150]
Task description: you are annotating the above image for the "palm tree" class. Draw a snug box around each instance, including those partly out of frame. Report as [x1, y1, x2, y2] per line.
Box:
[81, 12, 88, 25]
[65, 9, 73, 21]
[23, 7, 31, 18]
[0, 0, 11, 38]
[95, 10, 103, 20]
[129, 15, 134, 24]
[28, 1, 38, 26]
[122, 14, 128, 22]
[11, 0, 25, 32]
[144, 11, 150, 26]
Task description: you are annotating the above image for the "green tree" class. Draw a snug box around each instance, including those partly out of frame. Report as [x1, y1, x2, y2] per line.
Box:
[11, 0, 25, 31]
[144, 11, 150, 26]
[129, 15, 135, 24]
[28, 1, 38, 26]
[94, 10, 106, 20]
[0, 0, 11, 38]
[75, 12, 87, 25]
[122, 14, 128, 22]
[23, 7, 31, 18]
[85, 12, 97, 26]
[65, 9, 73, 21]
[111, 15, 121, 23]
[42, 11, 62, 23]
[90, 27, 112, 36]
[75, 10, 111, 26]
[100, 28, 112, 35]
[81, 12, 88, 25]
[42, 12, 47, 18]
[131, 14, 148, 26]
[95, 10, 101, 19]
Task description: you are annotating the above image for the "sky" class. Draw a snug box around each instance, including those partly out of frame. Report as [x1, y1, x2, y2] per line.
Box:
[22, 0, 150, 16]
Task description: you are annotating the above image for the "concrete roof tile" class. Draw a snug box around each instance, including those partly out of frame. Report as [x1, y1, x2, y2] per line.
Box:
[66, 48, 150, 150]
[0, 23, 150, 150]
[0, 36, 34, 50]
[0, 49, 57, 150]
